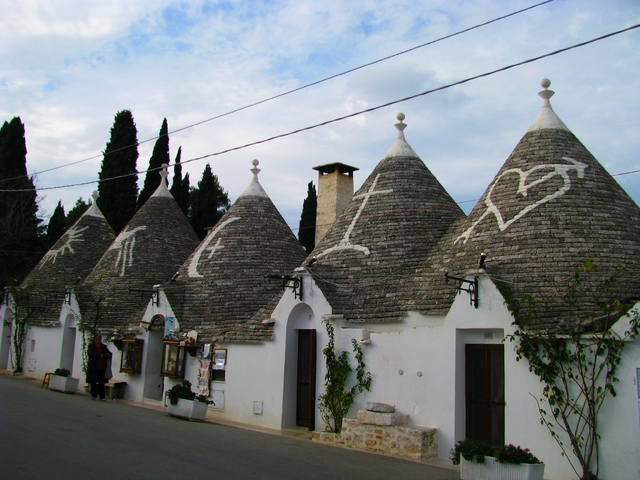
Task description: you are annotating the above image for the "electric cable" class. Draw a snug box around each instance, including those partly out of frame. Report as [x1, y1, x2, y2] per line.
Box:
[0, 0, 555, 184]
[3, 22, 638, 194]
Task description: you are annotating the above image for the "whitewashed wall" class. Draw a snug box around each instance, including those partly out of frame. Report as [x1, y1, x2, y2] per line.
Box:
[17, 276, 636, 480]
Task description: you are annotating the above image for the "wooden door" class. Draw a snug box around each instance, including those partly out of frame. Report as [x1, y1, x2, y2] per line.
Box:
[466, 344, 505, 446]
[296, 329, 317, 430]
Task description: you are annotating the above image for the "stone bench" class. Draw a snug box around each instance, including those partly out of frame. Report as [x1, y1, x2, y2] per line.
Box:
[314, 402, 438, 462]
[84, 381, 127, 399]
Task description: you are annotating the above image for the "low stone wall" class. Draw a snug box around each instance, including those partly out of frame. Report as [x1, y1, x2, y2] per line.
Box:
[314, 419, 439, 462]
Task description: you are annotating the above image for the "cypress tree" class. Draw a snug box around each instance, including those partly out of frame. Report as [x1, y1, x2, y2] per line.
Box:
[137, 118, 169, 210]
[97, 110, 139, 233]
[0, 117, 44, 289]
[298, 181, 317, 254]
[189, 164, 229, 240]
[46, 201, 66, 248]
[170, 146, 190, 216]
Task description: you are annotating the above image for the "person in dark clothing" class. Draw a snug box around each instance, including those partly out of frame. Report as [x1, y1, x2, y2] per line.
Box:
[86, 334, 111, 401]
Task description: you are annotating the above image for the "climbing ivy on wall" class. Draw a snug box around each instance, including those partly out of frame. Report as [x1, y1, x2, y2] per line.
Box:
[318, 319, 372, 433]
[500, 261, 640, 480]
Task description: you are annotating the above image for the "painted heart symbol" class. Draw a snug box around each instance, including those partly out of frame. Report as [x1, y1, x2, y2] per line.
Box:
[455, 157, 588, 244]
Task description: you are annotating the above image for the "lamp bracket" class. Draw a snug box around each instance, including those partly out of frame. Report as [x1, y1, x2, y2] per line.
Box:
[445, 273, 479, 309]
[264, 274, 303, 300]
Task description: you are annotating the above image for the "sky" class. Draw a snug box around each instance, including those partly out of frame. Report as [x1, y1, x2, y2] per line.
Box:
[1, 0, 639, 234]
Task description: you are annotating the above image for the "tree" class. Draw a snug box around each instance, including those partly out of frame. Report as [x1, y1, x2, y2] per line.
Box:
[97, 110, 139, 234]
[298, 181, 317, 254]
[65, 197, 91, 229]
[170, 146, 190, 216]
[46, 201, 66, 248]
[189, 164, 229, 240]
[137, 118, 169, 210]
[504, 261, 640, 480]
[0, 117, 44, 291]
[318, 320, 372, 433]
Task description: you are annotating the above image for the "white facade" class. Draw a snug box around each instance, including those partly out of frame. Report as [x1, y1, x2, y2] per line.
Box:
[129, 272, 640, 480]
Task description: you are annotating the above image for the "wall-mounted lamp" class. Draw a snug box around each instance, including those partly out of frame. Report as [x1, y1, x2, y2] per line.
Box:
[264, 274, 303, 300]
[444, 273, 479, 309]
[151, 286, 161, 307]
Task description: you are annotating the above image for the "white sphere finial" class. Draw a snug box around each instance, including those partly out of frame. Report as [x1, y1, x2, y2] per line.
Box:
[250, 159, 261, 176]
[538, 78, 554, 101]
[159, 163, 169, 182]
[395, 113, 407, 133]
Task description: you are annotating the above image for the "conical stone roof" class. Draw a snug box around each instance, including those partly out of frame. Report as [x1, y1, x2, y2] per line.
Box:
[19, 192, 116, 327]
[79, 167, 199, 333]
[407, 80, 640, 328]
[305, 114, 464, 323]
[164, 160, 307, 343]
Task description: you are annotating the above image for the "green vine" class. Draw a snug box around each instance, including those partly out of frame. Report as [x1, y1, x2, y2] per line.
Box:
[6, 285, 36, 374]
[504, 260, 640, 480]
[318, 319, 372, 433]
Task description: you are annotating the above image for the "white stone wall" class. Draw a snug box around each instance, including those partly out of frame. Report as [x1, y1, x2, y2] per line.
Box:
[18, 275, 637, 480]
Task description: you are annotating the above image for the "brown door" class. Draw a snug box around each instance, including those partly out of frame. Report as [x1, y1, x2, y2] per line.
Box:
[466, 344, 505, 446]
[296, 329, 317, 430]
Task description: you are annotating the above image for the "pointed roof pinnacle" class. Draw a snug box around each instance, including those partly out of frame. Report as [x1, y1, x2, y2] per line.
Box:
[84, 190, 104, 218]
[383, 113, 419, 159]
[152, 164, 172, 198]
[239, 159, 268, 198]
[527, 78, 569, 132]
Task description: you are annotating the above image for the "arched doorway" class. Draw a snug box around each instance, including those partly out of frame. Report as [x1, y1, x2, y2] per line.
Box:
[282, 303, 317, 430]
[59, 314, 77, 373]
[143, 315, 165, 401]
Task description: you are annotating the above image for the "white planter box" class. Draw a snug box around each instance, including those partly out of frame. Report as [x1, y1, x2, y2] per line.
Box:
[167, 398, 208, 422]
[461, 456, 545, 480]
[49, 375, 80, 394]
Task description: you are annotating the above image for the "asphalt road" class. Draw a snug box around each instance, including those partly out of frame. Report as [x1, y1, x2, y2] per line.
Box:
[0, 374, 460, 480]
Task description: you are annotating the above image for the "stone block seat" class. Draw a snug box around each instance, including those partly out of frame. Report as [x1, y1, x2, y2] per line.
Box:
[314, 402, 438, 462]
[84, 381, 127, 399]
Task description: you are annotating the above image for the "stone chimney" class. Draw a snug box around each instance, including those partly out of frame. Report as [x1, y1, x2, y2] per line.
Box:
[312, 162, 358, 245]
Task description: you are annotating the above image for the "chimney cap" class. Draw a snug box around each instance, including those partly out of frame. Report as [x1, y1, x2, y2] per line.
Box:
[312, 162, 359, 174]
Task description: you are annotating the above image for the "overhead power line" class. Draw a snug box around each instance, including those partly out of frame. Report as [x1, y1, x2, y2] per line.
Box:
[3, 21, 637, 194]
[0, 0, 555, 184]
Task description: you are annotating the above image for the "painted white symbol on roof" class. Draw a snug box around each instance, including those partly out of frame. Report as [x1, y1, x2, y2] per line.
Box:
[455, 156, 588, 244]
[39, 225, 89, 267]
[318, 173, 393, 258]
[188, 216, 240, 278]
[111, 226, 147, 276]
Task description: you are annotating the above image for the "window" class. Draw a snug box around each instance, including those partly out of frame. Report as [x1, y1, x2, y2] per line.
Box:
[160, 340, 186, 378]
[212, 348, 226, 382]
[120, 338, 143, 374]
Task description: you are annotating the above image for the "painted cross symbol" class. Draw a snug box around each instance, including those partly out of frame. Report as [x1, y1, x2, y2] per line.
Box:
[318, 173, 393, 258]
[188, 216, 240, 278]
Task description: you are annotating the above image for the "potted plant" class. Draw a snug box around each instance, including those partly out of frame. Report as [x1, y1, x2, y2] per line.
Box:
[166, 380, 212, 422]
[49, 368, 80, 394]
[451, 440, 545, 480]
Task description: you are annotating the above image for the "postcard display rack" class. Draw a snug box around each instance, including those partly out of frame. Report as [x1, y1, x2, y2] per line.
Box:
[196, 344, 213, 397]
